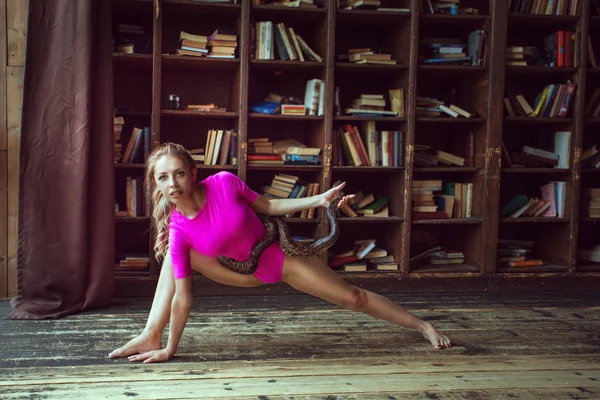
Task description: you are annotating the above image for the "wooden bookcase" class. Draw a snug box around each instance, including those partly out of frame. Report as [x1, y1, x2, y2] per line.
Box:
[111, 0, 600, 297]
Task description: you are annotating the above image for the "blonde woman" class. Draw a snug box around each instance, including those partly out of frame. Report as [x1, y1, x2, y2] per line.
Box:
[106, 142, 451, 363]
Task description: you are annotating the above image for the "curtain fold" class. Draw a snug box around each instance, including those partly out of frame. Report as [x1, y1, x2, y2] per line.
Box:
[7, 0, 115, 319]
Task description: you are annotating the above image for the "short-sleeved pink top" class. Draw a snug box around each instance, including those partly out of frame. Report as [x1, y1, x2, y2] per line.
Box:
[168, 171, 285, 283]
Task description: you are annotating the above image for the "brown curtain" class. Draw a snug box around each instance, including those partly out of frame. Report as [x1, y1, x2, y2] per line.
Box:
[7, 0, 115, 319]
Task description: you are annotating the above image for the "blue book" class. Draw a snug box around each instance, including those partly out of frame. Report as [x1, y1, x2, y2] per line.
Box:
[250, 101, 280, 114]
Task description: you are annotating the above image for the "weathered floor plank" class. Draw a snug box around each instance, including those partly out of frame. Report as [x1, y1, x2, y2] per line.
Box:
[1, 370, 599, 399]
[1, 292, 599, 399]
[3, 355, 600, 385]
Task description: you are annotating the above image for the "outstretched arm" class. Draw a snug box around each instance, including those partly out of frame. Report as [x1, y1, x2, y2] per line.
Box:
[251, 181, 354, 216]
[126, 277, 193, 363]
[106, 253, 176, 359]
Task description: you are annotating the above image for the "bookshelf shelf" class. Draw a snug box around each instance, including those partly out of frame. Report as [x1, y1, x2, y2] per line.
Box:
[246, 165, 322, 172]
[194, 164, 237, 170]
[332, 166, 404, 172]
[496, 264, 569, 273]
[419, 14, 489, 23]
[161, 110, 239, 119]
[505, 66, 578, 75]
[499, 217, 570, 223]
[114, 163, 146, 169]
[164, 0, 241, 11]
[502, 168, 571, 173]
[338, 217, 403, 223]
[507, 13, 580, 25]
[116, 217, 150, 222]
[412, 218, 483, 225]
[579, 218, 600, 223]
[415, 117, 485, 123]
[336, 9, 411, 23]
[504, 117, 574, 124]
[413, 167, 479, 172]
[109, 0, 600, 298]
[252, 4, 326, 20]
[115, 111, 151, 117]
[250, 59, 324, 71]
[113, 53, 152, 68]
[115, 271, 151, 278]
[418, 65, 488, 75]
[335, 62, 410, 72]
[588, 68, 600, 76]
[337, 271, 401, 279]
[248, 113, 324, 121]
[335, 116, 406, 122]
[410, 264, 480, 274]
[162, 55, 240, 71]
[578, 265, 600, 272]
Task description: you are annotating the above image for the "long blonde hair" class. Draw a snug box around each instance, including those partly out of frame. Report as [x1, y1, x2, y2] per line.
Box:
[145, 142, 196, 261]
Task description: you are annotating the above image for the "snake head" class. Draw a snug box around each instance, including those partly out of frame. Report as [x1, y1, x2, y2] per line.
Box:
[332, 180, 346, 202]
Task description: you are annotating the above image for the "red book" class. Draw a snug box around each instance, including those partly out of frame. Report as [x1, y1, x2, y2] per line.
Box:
[247, 154, 282, 161]
[329, 254, 359, 269]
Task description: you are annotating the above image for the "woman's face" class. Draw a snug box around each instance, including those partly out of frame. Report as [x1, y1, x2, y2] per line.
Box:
[153, 155, 195, 203]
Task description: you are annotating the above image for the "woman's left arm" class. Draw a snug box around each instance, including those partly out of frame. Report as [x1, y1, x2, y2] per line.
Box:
[250, 181, 353, 216]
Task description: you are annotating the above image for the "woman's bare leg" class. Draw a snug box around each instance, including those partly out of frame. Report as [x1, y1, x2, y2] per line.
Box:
[281, 255, 452, 349]
[188, 250, 265, 288]
[107, 251, 264, 358]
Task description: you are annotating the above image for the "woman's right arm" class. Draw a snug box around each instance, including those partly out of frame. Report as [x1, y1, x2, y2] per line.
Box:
[165, 277, 193, 358]
[127, 276, 192, 364]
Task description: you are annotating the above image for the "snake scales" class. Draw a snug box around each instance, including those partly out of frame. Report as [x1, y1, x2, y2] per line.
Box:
[217, 180, 344, 274]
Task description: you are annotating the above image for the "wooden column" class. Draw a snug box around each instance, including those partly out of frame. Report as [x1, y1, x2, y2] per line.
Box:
[3, 0, 28, 298]
[482, 0, 507, 274]
[0, 0, 7, 298]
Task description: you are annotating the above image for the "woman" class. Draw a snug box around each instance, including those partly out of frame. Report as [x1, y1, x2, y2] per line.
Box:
[106, 142, 451, 364]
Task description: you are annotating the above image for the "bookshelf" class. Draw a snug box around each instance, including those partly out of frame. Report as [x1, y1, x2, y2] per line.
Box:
[111, 0, 600, 297]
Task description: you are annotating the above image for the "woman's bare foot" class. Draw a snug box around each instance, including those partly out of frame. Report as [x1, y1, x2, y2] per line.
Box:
[105, 332, 162, 359]
[419, 321, 452, 349]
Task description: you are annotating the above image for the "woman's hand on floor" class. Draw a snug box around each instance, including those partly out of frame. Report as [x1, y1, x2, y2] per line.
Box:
[105, 332, 162, 359]
[127, 348, 173, 364]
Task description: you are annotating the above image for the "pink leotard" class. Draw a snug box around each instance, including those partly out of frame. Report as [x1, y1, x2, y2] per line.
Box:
[168, 171, 285, 283]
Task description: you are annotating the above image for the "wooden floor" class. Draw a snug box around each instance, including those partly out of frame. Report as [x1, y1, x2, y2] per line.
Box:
[1, 292, 600, 399]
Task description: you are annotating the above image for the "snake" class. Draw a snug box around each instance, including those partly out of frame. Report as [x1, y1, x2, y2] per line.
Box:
[216, 180, 344, 274]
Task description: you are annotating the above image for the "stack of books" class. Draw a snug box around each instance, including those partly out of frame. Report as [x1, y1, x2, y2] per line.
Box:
[505, 46, 538, 66]
[500, 182, 566, 219]
[422, 0, 479, 15]
[581, 144, 600, 169]
[578, 244, 600, 264]
[497, 239, 542, 268]
[410, 245, 465, 265]
[329, 240, 398, 272]
[113, 115, 124, 163]
[207, 29, 237, 58]
[502, 132, 571, 169]
[420, 31, 487, 66]
[338, 190, 389, 218]
[269, 0, 320, 8]
[504, 81, 577, 118]
[415, 96, 474, 118]
[253, 21, 322, 62]
[412, 180, 473, 220]
[203, 129, 236, 165]
[338, 48, 396, 65]
[413, 142, 473, 168]
[580, 188, 600, 218]
[176, 31, 209, 57]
